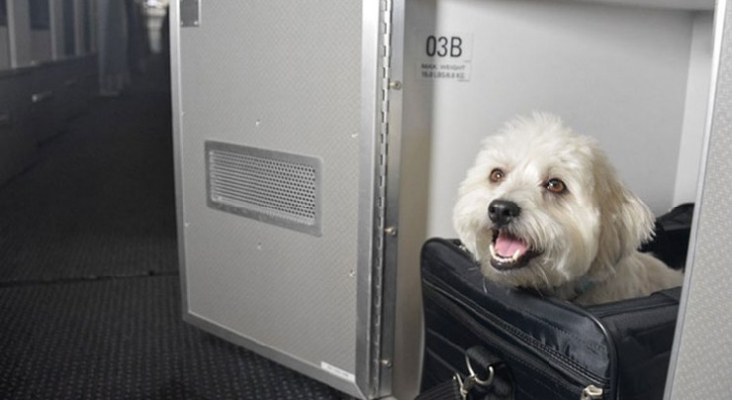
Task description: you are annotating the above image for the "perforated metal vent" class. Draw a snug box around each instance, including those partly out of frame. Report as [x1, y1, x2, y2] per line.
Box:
[205, 141, 322, 236]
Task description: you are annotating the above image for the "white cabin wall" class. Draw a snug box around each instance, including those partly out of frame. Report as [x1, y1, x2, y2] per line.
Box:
[674, 12, 714, 207]
[407, 0, 701, 238]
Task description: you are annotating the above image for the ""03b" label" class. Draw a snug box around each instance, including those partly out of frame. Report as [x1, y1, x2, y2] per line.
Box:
[425, 35, 464, 58]
[419, 32, 473, 82]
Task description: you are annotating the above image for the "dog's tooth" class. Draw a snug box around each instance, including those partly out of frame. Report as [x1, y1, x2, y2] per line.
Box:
[511, 249, 521, 262]
[489, 244, 497, 259]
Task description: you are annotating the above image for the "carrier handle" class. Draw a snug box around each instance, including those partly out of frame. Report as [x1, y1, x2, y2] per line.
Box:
[416, 346, 510, 400]
[458, 348, 496, 398]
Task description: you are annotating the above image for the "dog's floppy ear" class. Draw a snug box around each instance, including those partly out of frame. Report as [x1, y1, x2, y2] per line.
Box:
[593, 153, 655, 271]
[453, 193, 483, 260]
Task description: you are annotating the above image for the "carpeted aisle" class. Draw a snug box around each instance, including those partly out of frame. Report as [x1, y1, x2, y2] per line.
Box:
[0, 62, 348, 400]
[0, 276, 343, 399]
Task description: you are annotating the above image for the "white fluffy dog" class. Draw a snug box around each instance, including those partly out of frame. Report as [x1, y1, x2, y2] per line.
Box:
[453, 113, 683, 305]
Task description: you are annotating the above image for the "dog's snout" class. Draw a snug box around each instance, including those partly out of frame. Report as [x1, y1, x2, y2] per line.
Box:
[488, 200, 521, 226]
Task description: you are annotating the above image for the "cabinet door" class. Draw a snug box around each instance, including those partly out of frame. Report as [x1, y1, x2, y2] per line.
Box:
[172, 1, 379, 398]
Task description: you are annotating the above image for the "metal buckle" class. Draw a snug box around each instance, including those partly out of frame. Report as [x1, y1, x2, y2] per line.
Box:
[456, 353, 495, 400]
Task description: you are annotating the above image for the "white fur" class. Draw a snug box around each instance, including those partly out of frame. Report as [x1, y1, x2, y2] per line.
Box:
[453, 113, 683, 305]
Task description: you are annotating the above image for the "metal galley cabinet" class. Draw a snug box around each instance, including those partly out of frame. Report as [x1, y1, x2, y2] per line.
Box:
[171, 1, 424, 399]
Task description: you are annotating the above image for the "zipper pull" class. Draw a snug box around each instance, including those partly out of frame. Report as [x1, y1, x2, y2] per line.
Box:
[580, 384, 603, 399]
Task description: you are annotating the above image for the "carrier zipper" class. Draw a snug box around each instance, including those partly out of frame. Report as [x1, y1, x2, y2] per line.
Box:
[452, 238, 671, 319]
[587, 296, 677, 318]
[424, 281, 606, 399]
[581, 384, 604, 399]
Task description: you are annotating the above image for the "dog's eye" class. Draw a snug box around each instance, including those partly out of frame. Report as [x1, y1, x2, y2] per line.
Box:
[545, 178, 567, 194]
[489, 169, 505, 183]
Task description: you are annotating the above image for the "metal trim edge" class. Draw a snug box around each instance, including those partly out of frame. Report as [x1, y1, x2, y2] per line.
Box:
[664, 0, 727, 398]
[356, 0, 392, 398]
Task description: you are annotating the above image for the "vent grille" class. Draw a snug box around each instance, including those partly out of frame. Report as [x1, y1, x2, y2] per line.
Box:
[205, 142, 322, 236]
[210, 152, 316, 222]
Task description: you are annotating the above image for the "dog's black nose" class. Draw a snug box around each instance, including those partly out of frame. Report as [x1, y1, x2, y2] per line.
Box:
[488, 200, 521, 226]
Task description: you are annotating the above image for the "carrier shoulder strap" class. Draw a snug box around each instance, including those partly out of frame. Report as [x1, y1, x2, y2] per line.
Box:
[414, 375, 462, 400]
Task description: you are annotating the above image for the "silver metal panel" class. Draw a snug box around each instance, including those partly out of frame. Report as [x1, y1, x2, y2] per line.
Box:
[205, 141, 322, 237]
[174, 1, 367, 398]
[382, 0, 427, 398]
[357, 1, 429, 397]
[666, 1, 732, 399]
[356, 0, 390, 397]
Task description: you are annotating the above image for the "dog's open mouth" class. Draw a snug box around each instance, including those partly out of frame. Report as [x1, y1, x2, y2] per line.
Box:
[489, 229, 540, 270]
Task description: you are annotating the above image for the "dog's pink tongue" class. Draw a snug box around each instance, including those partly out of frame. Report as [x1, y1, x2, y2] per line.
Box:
[495, 231, 528, 258]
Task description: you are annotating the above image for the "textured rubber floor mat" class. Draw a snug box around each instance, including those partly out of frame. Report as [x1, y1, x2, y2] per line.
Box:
[0, 276, 346, 400]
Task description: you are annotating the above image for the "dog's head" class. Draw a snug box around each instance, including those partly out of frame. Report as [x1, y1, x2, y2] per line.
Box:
[453, 113, 654, 291]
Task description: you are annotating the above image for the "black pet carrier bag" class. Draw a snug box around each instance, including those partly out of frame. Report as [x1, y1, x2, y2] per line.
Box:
[418, 238, 681, 400]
